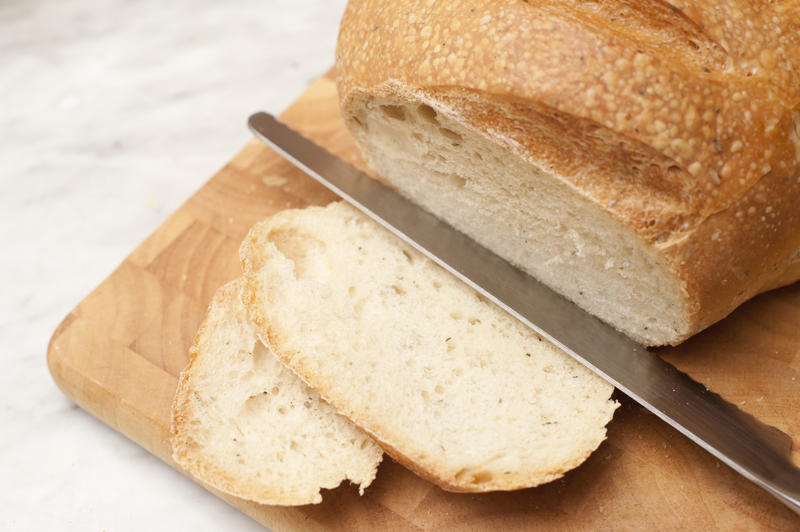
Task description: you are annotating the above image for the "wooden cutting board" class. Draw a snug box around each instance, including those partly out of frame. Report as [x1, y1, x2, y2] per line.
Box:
[48, 70, 800, 531]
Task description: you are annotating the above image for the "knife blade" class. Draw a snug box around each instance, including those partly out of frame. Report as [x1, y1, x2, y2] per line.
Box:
[248, 111, 800, 513]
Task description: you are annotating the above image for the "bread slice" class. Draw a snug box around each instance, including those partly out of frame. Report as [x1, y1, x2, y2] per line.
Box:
[239, 202, 618, 492]
[170, 279, 383, 505]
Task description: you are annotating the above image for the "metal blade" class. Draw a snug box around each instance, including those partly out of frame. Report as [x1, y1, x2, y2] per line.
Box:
[248, 111, 800, 513]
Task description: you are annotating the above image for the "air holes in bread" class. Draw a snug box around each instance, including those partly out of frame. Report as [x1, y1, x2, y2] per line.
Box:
[440, 127, 463, 144]
[252, 342, 270, 371]
[417, 103, 439, 124]
[455, 467, 494, 484]
[243, 393, 269, 414]
[380, 104, 406, 120]
[268, 228, 326, 279]
[447, 174, 467, 188]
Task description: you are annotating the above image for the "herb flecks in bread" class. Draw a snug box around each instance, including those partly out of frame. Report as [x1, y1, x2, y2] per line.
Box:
[240, 202, 618, 492]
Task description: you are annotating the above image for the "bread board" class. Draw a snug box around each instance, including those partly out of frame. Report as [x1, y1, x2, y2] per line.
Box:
[47, 70, 800, 530]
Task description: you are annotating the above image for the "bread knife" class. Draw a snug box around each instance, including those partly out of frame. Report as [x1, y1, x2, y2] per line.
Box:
[248, 111, 800, 513]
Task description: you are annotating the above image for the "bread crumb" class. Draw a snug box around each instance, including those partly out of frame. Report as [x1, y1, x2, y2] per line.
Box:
[262, 175, 288, 187]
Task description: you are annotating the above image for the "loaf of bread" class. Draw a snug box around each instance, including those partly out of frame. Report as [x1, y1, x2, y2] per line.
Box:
[335, 0, 800, 346]
[170, 279, 383, 505]
[240, 202, 617, 492]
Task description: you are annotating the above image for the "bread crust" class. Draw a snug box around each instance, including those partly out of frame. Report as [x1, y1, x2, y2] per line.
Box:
[335, 0, 800, 344]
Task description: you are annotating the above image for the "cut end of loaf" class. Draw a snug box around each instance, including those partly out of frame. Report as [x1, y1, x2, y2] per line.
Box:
[240, 202, 619, 493]
[336, 0, 800, 349]
[170, 279, 383, 506]
[342, 90, 693, 346]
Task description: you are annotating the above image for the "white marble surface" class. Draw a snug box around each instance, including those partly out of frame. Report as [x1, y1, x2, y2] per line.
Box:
[1, 1, 347, 529]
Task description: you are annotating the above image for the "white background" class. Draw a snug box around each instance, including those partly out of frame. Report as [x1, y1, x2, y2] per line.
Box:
[1, 1, 347, 529]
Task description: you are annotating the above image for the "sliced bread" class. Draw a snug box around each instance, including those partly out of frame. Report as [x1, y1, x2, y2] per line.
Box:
[170, 278, 383, 505]
[239, 201, 618, 492]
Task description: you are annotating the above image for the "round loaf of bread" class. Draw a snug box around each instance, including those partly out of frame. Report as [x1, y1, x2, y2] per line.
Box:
[335, 0, 800, 345]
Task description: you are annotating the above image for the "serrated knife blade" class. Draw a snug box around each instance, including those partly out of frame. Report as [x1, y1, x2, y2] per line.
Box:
[248, 111, 800, 513]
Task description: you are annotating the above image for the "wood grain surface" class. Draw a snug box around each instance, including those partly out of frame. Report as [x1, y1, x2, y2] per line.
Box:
[48, 71, 800, 531]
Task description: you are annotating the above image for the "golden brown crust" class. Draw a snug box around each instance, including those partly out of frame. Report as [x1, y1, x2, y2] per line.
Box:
[336, 0, 800, 343]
